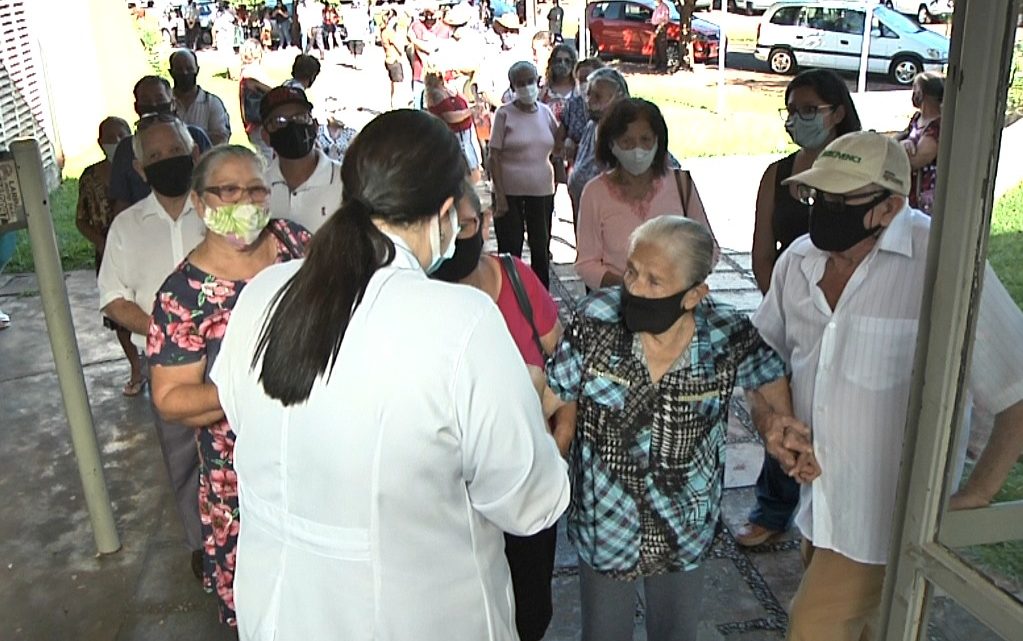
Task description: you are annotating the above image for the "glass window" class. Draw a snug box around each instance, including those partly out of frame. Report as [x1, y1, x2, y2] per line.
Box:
[622, 2, 653, 22]
[770, 6, 802, 26]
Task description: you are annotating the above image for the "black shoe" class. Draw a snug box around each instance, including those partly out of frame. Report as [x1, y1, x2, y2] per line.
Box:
[191, 549, 203, 581]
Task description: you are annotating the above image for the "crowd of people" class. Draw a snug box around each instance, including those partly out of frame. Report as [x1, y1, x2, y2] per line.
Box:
[55, 1, 1023, 638]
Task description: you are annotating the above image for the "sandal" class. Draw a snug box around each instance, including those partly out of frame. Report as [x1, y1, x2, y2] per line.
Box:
[122, 376, 148, 397]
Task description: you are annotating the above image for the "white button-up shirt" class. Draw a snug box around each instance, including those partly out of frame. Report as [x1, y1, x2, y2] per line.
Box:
[754, 206, 1023, 565]
[266, 149, 343, 233]
[175, 86, 231, 144]
[210, 238, 570, 640]
[97, 192, 205, 348]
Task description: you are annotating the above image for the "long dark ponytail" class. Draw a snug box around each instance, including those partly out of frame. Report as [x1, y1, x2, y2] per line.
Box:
[253, 110, 467, 406]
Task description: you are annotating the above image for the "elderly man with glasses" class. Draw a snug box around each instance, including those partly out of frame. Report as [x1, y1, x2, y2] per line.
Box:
[98, 113, 208, 578]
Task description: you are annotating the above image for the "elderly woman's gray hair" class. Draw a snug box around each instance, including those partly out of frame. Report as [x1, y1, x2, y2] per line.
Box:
[586, 67, 630, 97]
[629, 215, 715, 284]
[507, 60, 538, 84]
[191, 145, 265, 194]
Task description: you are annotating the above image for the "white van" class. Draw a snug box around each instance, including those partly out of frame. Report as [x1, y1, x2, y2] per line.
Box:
[755, 1, 950, 85]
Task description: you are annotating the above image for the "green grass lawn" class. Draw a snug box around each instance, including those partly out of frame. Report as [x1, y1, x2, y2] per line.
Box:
[963, 181, 1023, 592]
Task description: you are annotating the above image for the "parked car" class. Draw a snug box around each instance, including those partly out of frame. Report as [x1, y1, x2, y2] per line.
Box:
[755, 1, 949, 85]
[883, 0, 953, 25]
[587, 0, 721, 70]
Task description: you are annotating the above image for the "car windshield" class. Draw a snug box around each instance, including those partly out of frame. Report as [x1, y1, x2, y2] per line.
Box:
[874, 6, 925, 33]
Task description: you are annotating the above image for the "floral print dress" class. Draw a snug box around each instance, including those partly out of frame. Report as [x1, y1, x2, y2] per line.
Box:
[146, 219, 310, 626]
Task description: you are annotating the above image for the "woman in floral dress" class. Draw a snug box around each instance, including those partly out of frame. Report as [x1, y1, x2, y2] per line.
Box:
[146, 145, 310, 626]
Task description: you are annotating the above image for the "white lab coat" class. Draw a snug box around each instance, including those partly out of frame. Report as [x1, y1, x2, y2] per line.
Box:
[211, 237, 570, 641]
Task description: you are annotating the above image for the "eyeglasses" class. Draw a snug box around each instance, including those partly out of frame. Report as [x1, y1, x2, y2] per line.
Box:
[780, 104, 835, 121]
[202, 184, 271, 203]
[136, 112, 181, 131]
[264, 113, 314, 133]
[797, 186, 890, 211]
[456, 215, 480, 239]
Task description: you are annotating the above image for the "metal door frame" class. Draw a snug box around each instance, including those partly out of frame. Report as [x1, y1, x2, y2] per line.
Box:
[880, 0, 1023, 639]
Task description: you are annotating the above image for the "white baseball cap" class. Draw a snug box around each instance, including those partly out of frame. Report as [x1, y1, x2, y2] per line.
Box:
[782, 131, 911, 197]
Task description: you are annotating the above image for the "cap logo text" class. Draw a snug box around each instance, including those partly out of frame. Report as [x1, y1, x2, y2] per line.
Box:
[821, 151, 862, 163]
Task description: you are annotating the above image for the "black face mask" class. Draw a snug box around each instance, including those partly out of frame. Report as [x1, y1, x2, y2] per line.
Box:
[620, 285, 692, 335]
[144, 155, 194, 197]
[431, 224, 483, 283]
[269, 122, 317, 159]
[135, 101, 173, 117]
[808, 191, 890, 252]
[171, 71, 198, 92]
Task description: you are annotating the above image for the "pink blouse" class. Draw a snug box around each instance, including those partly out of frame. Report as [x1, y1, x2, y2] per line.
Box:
[575, 171, 717, 290]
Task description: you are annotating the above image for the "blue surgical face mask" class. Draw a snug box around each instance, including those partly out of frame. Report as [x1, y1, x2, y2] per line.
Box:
[425, 206, 459, 274]
[786, 112, 832, 150]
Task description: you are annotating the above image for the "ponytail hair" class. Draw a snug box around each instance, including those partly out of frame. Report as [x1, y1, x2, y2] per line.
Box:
[253, 109, 467, 406]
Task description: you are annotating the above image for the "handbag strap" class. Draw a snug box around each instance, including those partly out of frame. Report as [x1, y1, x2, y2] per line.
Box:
[267, 220, 305, 259]
[499, 254, 547, 358]
[673, 168, 691, 215]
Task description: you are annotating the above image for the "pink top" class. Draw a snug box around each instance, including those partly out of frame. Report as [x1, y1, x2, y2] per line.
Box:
[575, 171, 717, 290]
[494, 255, 559, 368]
[490, 102, 558, 197]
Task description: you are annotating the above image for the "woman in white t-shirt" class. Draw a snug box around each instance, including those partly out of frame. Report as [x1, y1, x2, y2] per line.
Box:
[210, 109, 569, 641]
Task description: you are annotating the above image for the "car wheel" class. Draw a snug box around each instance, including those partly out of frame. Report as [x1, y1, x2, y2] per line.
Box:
[769, 47, 795, 75]
[201, 30, 212, 46]
[917, 4, 930, 23]
[666, 41, 682, 71]
[890, 55, 921, 85]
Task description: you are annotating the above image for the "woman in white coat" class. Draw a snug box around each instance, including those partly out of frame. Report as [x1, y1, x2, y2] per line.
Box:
[210, 109, 570, 641]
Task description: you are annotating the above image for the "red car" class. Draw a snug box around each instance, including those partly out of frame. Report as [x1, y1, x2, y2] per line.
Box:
[587, 0, 721, 69]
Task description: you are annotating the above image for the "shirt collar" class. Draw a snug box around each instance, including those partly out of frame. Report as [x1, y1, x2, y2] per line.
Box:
[268, 149, 337, 190]
[384, 232, 425, 272]
[138, 190, 199, 222]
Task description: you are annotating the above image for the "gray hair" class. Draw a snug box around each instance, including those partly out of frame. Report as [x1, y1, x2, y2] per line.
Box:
[132, 118, 195, 162]
[192, 145, 265, 194]
[629, 215, 714, 284]
[587, 67, 629, 97]
[507, 60, 538, 84]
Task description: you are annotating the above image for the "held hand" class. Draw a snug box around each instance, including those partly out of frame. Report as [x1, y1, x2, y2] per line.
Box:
[762, 413, 814, 472]
[791, 449, 822, 483]
[902, 139, 918, 157]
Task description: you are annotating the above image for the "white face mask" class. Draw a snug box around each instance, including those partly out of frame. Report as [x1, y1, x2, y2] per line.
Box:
[425, 205, 459, 274]
[101, 143, 119, 162]
[611, 141, 658, 176]
[515, 84, 539, 105]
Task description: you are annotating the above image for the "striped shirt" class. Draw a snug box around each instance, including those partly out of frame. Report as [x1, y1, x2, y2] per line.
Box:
[753, 206, 1023, 565]
[548, 289, 786, 579]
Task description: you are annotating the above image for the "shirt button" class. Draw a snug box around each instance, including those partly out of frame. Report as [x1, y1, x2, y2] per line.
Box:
[828, 322, 837, 329]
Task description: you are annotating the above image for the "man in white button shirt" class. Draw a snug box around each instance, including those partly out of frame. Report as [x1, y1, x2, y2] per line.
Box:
[754, 131, 1023, 641]
[170, 48, 232, 145]
[98, 115, 207, 576]
[261, 85, 342, 233]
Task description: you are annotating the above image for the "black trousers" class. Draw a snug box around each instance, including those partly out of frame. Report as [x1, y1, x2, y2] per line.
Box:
[654, 28, 668, 71]
[505, 523, 559, 641]
[494, 194, 555, 289]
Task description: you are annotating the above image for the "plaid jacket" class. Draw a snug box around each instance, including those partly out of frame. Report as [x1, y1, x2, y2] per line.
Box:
[547, 288, 786, 579]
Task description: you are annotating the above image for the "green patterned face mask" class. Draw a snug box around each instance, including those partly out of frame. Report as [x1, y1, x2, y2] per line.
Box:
[202, 202, 271, 249]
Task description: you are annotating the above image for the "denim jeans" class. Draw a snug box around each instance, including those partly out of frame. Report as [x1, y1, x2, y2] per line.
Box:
[748, 452, 800, 531]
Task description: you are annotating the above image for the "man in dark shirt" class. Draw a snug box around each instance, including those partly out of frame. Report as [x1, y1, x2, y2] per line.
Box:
[547, 0, 564, 38]
[109, 76, 212, 215]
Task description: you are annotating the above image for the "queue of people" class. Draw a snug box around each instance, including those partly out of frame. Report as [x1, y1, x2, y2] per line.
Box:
[68, 17, 1022, 641]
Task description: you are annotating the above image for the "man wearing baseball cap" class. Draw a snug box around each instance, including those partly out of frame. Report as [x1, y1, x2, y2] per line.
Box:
[261, 85, 342, 233]
[752, 131, 1023, 640]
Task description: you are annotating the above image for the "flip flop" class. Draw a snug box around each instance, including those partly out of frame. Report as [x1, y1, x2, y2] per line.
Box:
[122, 377, 148, 397]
